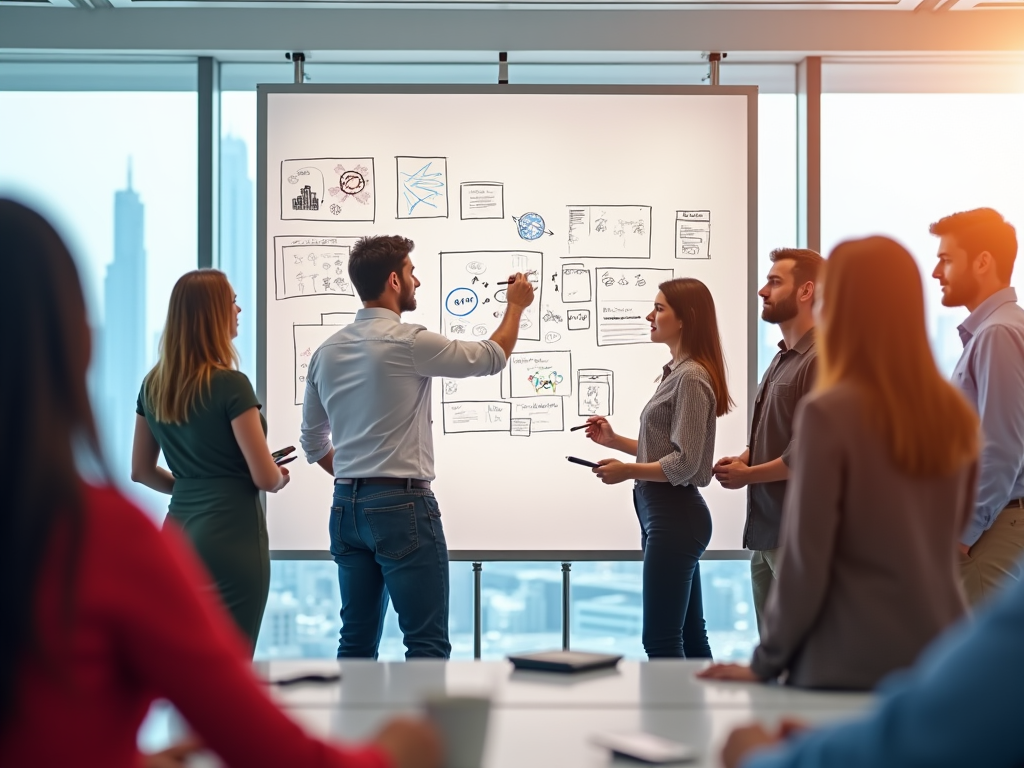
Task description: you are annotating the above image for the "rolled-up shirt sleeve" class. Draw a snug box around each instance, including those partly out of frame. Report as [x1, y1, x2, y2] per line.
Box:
[659, 374, 714, 486]
[299, 355, 332, 464]
[412, 329, 507, 378]
[962, 326, 1024, 546]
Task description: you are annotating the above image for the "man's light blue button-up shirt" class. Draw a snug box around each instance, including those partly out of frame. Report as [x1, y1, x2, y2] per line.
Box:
[950, 287, 1024, 546]
[300, 308, 506, 480]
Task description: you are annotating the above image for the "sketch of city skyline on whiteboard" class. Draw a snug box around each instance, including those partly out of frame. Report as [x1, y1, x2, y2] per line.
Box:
[281, 157, 375, 222]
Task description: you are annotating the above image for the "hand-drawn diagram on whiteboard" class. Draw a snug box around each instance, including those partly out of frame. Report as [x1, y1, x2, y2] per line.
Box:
[512, 212, 554, 241]
[503, 351, 573, 399]
[596, 267, 674, 346]
[293, 313, 354, 405]
[566, 205, 652, 258]
[512, 397, 564, 433]
[440, 251, 543, 342]
[281, 158, 375, 222]
[442, 401, 511, 434]
[676, 210, 712, 259]
[273, 235, 360, 300]
[578, 369, 614, 417]
[396, 157, 448, 219]
[460, 182, 504, 220]
[567, 309, 591, 331]
[560, 263, 592, 303]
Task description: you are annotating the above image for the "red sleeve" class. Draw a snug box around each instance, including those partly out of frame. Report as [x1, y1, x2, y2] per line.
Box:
[92, 488, 391, 768]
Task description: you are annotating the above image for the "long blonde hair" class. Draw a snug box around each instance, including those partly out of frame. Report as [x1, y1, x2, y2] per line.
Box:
[817, 236, 978, 476]
[144, 269, 239, 423]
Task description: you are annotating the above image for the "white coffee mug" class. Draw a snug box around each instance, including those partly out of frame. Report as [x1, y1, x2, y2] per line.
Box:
[423, 695, 492, 768]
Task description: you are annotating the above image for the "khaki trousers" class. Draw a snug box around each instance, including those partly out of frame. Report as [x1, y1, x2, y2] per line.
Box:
[960, 501, 1024, 608]
[750, 547, 781, 639]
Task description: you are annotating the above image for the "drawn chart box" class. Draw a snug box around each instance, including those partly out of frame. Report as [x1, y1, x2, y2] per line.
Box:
[505, 351, 572, 399]
[512, 397, 565, 432]
[440, 251, 543, 342]
[281, 158, 375, 222]
[567, 309, 591, 331]
[676, 210, 711, 259]
[511, 418, 532, 437]
[578, 369, 614, 417]
[397, 156, 448, 219]
[561, 263, 592, 303]
[596, 267, 674, 346]
[293, 314, 355, 405]
[274, 236, 359, 300]
[442, 401, 511, 434]
[460, 181, 504, 220]
[566, 205, 652, 259]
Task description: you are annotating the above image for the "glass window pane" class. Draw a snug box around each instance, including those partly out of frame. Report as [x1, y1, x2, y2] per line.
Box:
[0, 91, 198, 519]
[221, 91, 258, 380]
[821, 93, 1024, 375]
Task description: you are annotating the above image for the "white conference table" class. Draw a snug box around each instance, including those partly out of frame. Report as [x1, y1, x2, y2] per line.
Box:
[252, 659, 874, 768]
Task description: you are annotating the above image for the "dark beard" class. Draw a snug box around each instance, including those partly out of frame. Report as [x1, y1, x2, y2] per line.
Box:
[940, 272, 980, 308]
[399, 278, 417, 313]
[761, 291, 798, 324]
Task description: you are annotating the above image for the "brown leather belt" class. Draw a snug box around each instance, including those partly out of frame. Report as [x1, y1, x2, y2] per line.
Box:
[335, 477, 431, 490]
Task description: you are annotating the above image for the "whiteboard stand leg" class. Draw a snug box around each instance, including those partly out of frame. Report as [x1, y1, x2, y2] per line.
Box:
[473, 562, 483, 660]
[561, 562, 571, 651]
[287, 52, 306, 84]
[498, 51, 508, 85]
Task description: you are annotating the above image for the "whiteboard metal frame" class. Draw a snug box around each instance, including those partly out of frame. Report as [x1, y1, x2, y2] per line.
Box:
[257, 83, 759, 560]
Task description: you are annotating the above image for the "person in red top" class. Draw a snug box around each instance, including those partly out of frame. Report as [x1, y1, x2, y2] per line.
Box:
[0, 199, 442, 768]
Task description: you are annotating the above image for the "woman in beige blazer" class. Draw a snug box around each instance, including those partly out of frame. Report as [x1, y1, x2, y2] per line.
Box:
[700, 236, 979, 690]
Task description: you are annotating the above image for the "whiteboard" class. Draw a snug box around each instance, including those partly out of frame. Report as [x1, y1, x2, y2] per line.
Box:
[257, 85, 757, 555]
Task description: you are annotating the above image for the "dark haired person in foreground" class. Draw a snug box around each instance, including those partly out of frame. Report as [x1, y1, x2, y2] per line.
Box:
[720, 568, 1024, 768]
[0, 201, 441, 767]
[700, 236, 977, 690]
[931, 208, 1024, 606]
[714, 248, 823, 636]
[300, 236, 534, 659]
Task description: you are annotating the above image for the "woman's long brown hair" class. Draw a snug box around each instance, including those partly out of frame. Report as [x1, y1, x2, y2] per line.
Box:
[817, 236, 978, 476]
[0, 200, 104, 730]
[144, 269, 239, 424]
[659, 278, 734, 417]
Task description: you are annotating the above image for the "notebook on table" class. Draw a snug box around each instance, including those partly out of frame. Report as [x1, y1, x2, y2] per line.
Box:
[507, 650, 623, 673]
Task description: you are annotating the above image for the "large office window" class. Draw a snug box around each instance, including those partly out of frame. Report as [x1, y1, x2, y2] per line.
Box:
[821, 90, 1024, 375]
[0, 78, 198, 518]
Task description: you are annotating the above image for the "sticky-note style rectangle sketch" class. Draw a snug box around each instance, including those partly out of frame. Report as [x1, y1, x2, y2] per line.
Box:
[293, 314, 355, 405]
[442, 401, 512, 434]
[561, 263, 592, 303]
[461, 181, 504, 220]
[676, 210, 711, 259]
[596, 267, 674, 346]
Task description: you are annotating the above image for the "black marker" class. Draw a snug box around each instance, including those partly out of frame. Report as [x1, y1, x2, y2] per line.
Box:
[569, 424, 589, 432]
[271, 672, 341, 686]
[566, 456, 600, 468]
[272, 445, 296, 460]
[275, 455, 297, 467]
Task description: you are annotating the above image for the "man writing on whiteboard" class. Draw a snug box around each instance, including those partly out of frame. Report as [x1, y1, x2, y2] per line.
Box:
[300, 235, 534, 658]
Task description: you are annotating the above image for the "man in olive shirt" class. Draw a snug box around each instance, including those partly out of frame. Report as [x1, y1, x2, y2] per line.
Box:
[714, 248, 823, 636]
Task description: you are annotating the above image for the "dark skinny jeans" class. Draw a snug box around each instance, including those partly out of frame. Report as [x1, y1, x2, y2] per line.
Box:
[633, 480, 713, 659]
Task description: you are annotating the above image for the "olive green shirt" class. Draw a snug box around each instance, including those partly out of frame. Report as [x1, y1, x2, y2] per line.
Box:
[136, 369, 265, 481]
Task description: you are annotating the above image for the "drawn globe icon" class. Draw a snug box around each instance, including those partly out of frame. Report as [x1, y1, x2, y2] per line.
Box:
[339, 170, 366, 195]
[515, 212, 546, 241]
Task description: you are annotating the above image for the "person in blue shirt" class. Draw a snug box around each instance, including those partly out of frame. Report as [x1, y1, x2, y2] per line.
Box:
[719, 561, 1024, 768]
[930, 208, 1024, 606]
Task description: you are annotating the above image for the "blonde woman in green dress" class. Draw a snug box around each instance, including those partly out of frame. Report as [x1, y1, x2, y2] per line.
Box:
[132, 269, 288, 653]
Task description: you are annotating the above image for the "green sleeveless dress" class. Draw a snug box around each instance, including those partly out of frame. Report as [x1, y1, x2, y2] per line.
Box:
[137, 370, 270, 652]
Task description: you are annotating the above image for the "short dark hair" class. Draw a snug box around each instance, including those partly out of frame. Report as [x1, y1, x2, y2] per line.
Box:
[769, 247, 824, 289]
[929, 208, 1017, 282]
[347, 235, 414, 301]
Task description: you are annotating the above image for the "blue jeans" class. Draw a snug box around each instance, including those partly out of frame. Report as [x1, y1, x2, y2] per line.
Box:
[329, 482, 451, 659]
[634, 481, 713, 659]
